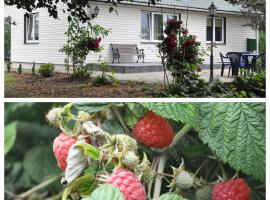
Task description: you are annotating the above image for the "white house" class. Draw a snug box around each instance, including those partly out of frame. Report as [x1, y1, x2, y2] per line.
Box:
[4, 0, 258, 72]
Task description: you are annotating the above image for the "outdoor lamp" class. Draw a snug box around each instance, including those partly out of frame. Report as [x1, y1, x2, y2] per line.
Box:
[208, 2, 217, 82]
[208, 2, 217, 17]
[92, 6, 100, 18]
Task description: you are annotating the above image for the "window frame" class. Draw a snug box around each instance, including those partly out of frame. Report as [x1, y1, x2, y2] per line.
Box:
[206, 17, 225, 44]
[25, 13, 39, 44]
[141, 11, 179, 43]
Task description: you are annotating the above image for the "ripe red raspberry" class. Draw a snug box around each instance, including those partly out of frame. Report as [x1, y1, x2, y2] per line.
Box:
[212, 178, 252, 200]
[132, 111, 174, 148]
[53, 133, 77, 171]
[105, 168, 146, 200]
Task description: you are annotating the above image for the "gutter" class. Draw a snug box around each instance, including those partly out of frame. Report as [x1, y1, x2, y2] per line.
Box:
[93, 0, 243, 15]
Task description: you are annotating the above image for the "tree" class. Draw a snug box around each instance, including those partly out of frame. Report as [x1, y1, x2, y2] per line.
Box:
[225, 0, 265, 31]
[4, 0, 155, 23]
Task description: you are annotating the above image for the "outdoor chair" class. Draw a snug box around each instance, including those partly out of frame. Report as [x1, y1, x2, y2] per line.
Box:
[219, 52, 231, 77]
[226, 52, 242, 77]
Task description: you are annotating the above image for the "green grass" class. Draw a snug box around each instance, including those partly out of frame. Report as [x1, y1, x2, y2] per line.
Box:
[5, 73, 17, 88]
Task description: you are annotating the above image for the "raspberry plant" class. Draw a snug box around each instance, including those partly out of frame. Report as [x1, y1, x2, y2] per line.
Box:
[42, 102, 266, 200]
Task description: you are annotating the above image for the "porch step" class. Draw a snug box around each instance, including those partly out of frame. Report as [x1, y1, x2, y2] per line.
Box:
[91, 62, 164, 73]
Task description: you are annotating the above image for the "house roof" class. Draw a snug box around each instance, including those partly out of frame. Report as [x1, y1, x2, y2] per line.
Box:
[130, 0, 243, 13]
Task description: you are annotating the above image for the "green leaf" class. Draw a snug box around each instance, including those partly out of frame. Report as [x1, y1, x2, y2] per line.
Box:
[73, 103, 110, 113]
[101, 118, 125, 134]
[141, 103, 198, 129]
[4, 122, 17, 155]
[23, 146, 60, 182]
[62, 174, 95, 200]
[83, 184, 124, 200]
[76, 143, 101, 160]
[159, 193, 186, 200]
[197, 103, 265, 182]
[126, 103, 146, 119]
[59, 104, 79, 136]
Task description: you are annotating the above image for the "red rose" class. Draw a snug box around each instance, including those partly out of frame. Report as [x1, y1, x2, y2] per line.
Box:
[164, 34, 177, 52]
[182, 29, 188, 35]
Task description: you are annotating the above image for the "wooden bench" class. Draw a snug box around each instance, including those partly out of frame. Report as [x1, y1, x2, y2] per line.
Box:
[110, 44, 145, 63]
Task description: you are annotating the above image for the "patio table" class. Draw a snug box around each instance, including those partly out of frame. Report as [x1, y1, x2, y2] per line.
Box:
[240, 52, 260, 72]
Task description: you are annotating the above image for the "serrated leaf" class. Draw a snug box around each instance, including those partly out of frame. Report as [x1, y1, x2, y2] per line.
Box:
[159, 193, 186, 200]
[76, 143, 100, 160]
[23, 146, 60, 182]
[4, 122, 17, 155]
[141, 103, 198, 129]
[73, 103, 110, 113]
[197, 103, 265, 182]
[65, 145, 88, 183]
[83, 184, 124, 200]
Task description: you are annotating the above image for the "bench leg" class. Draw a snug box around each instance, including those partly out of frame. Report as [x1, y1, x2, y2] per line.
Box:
[118, 55, 120, 64]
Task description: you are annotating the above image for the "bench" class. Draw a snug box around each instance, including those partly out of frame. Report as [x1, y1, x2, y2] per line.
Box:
[110, 44, 145, 63]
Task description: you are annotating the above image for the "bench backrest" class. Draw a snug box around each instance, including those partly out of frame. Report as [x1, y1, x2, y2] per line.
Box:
[111, 44, 138, 54]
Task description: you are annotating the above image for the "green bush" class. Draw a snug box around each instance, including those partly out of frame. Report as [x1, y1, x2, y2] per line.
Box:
[38, 63, 55, 77]
[6, 61, 11, 73]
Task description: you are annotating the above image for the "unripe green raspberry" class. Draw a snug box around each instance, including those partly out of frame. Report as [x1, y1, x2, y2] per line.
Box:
[121, 151, 140, 168]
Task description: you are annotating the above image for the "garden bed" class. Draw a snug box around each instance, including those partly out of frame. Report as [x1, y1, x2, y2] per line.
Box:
[5, 72, 164, 98]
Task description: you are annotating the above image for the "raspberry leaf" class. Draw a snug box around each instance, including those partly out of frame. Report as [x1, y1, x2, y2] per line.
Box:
[76, 143, 101, 160]
[159, 193, 186, 200]
[197, 103, 265, 182]
[73, 103, 110, 113]
[83, 184, 124, 200]
[23, 146, 60, 182]
[62, 174, 95, 200]
[4, 122, 17, 155]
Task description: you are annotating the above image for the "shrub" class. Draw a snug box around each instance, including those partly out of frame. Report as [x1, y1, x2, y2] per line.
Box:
[32, 61, 36, 75]
[38, 63, 55, 77]
[17, 64, 22, 74]
[60, 18, 110, 79]
[6, 61, 11, 73]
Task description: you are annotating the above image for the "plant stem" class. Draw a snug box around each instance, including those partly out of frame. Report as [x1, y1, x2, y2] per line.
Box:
[153, 154, 167, 200]
[18, 173, 63, 199]
[167, 124, 192, 151]
[148, 156, 160, 199]
[111, 106, 131, 134]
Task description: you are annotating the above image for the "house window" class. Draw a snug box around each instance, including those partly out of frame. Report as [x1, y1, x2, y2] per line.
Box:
[153, 14, 163, 40]
[141, 12, 151, 40]
[141, 12, 179, 42]
[206, 17, 225, 43]
[25, 13, 39, 43]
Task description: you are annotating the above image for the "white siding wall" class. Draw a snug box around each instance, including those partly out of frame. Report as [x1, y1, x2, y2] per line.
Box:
[5, 3, 256, 67]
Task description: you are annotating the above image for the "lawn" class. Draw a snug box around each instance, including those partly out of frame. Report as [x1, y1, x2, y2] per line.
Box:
[4, 72, 164, 98]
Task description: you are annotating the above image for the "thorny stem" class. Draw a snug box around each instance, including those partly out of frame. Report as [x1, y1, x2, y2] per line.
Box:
[153, 154, 168, 200]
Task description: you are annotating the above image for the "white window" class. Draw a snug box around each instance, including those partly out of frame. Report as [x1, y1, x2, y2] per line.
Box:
[206, 17, 224, 43]
[141, 12, 151, 40]
[141, 12, 179, 42]
[25, 13, 39, 43]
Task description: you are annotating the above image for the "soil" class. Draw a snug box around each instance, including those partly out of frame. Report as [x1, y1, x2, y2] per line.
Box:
[5, 72, 165, 98]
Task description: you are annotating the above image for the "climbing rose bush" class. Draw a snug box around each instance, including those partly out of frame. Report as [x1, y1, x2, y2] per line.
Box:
[158, 19, 205, 86]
